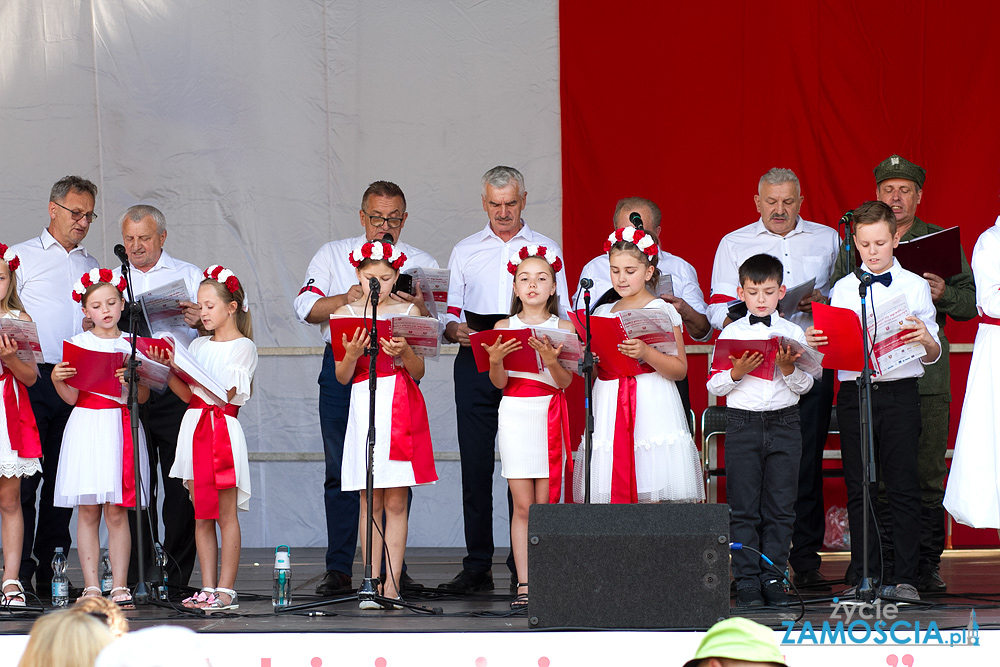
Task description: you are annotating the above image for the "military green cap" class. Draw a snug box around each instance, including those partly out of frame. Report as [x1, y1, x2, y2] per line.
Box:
[874, 154, 926, 189]
[682, 618, 788, 667]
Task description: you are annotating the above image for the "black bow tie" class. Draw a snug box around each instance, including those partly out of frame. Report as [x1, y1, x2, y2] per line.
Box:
[749, 314, 771, 327]
[863, 271, 893, 287]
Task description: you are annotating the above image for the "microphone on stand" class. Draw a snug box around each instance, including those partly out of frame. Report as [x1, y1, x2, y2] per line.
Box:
[838, 211, 854, 228]
[579, 277, 594, 290]
[629, 212, 643, 230]
[114, 244, 129, 266]
[855, 268, 874, 297]
[369, 276, 381, 306]
[381, 233, 394, 244]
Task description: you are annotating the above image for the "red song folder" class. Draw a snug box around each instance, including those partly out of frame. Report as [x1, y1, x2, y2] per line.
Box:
[568, 310, 645, 377]
[811, 302, 865, 372]
[61, 341, 125, 397]
[469, 328, 542, 373]
[328, 316, 398, 375]
[709, 338, 779, 380]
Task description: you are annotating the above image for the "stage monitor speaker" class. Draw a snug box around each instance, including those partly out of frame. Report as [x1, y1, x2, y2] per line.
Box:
[527, 503, 730, 629]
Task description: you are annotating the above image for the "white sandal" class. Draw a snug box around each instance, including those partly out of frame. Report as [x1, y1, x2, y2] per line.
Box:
[77, 585, 102, 601]
[110, 586, 134, 607]
[182, 587, 215, 609]
[2, 580, 26, 608]
[203, 587, 239, 612]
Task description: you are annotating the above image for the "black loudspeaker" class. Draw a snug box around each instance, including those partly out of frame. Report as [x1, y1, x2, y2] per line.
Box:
[527, 503, 730, 629]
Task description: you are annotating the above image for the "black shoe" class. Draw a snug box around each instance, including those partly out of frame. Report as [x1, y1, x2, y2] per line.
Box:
[792, 568, 832, 591]
[399, 571, 422, 592]
[762, 580, 790, 606]
[315, 570, 353, 596]
[437, 569, 494, 593]
[736, 587, 764, 608]
[917, 567, 947, 593]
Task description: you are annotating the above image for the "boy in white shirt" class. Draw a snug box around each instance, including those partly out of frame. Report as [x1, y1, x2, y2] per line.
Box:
[707, 253, 814, 607]
[807, 200, 940, 601]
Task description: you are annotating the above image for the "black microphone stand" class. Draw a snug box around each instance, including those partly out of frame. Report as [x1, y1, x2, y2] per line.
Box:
[117, 256, 150, 604]
[278, 278, 439, 615]
[855, 275, 877, 603]
[577, 287, 595, 503]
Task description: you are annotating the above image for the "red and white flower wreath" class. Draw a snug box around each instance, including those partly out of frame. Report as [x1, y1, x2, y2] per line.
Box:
[603, 227, 658, 256]
[1, 243, 19, 272]
[348, 241, 407, 270]
[506, 244, 563, 275]
[204, 264, 241, 293]
[72, 268, 127, 302]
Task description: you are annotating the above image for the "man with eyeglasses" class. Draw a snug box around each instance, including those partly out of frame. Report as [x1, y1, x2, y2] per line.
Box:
[294, 180, 439, 597]
[12, 175, 101, 597]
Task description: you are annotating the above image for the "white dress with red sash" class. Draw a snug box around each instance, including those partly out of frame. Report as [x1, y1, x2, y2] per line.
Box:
[53, 331, 149, 508]
[0, 310, 42, 478]
[169, 336, 257, 517]
[341, 305, 437, 491]
[573, 299, 704, 504]
[497, 314, 571, 493]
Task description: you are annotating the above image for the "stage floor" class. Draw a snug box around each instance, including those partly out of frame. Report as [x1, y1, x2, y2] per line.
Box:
[1, 547, 998, 634]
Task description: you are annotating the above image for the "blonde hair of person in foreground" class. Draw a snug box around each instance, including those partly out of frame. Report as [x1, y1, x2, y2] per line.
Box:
[17, 610, 114, 667]
[71, 594, 130, 638]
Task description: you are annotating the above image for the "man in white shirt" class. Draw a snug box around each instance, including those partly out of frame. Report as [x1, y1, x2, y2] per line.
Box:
[708, 168, 841, 590]
[13, 175, 101, 596]
[294, 181, 438, 597]
[440, 166, 569, 593]
[575, 196, 711, 417]
[111, 204, 204, 588]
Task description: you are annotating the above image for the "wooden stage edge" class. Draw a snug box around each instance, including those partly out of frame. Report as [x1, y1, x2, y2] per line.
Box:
[1, 547, 998, 635]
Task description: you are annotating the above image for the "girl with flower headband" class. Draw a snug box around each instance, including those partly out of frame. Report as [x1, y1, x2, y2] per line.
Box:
[147, 265, 256, 610]
[482, 244, 575, 610]
[51, 268, 151, 605]
[0, 243, 42, 607]
[573, 228, 705, 504]
[332, 239, 437, 608]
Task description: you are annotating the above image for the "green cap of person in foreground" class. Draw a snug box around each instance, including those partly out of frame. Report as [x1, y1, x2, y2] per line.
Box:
[682, 617, 788, 667]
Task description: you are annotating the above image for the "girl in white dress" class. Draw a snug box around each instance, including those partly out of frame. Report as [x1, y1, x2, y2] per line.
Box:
[483, 247, 574, 610]
[0, 244, 41, 607]
[52, 269, 151, 605]
[334, 240, 437, 607]
[944, 218, 1000, 531]
[151, 265, 257, 611]
[574, 227, 705, 504]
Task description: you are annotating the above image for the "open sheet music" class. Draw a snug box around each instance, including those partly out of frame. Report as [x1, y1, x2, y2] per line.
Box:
[404, 268, 450, 319]
[866, 293, 926, 375]
[136, 278, 190, 333]
[470, 327, 582, 375]
[0, 319, 43, 374]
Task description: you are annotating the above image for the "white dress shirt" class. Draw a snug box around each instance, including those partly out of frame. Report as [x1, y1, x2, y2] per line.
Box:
[445, 221, 570, 326]
[12, 228, 100, 364]
[706, 312, 814, 411]
[708, 217, 841, 331]
[293, 234, 439, 343]
[573, 249, 710, 340]
[112, 250, 203, 346]
[829, 259, 941, 383]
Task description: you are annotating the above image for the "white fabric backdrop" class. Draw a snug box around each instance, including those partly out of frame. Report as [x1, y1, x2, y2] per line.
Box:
[0, 1, 561, 548]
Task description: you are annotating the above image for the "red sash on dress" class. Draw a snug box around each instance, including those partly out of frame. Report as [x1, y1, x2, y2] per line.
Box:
[503, 377, 572, 504]
[0, 368, 42, 459]
[596, 365, 656, 504]
[76, 392, 137, 508]
[187, 394, 240, 520]
[982, 314, 1000, 326]
[353, 366, 437, 484]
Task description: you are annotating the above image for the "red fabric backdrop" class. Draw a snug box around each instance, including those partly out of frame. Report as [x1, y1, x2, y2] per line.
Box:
[559, 0, 1000, 545]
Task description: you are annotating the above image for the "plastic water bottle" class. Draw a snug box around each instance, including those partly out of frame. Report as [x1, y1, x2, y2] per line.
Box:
[100, 551, 113, 594]
[52, 547, 69, 607]
[272, 545, 291, 609]
[154, 543, 169, 600]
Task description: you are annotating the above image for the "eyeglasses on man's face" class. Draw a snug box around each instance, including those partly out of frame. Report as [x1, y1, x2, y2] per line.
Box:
[54, 201, 98, 223]
[363, 211, 404, 229]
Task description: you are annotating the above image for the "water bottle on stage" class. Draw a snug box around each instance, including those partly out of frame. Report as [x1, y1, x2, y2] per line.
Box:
[52, 548, 69, 607]
[273, 545, 291, 608]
